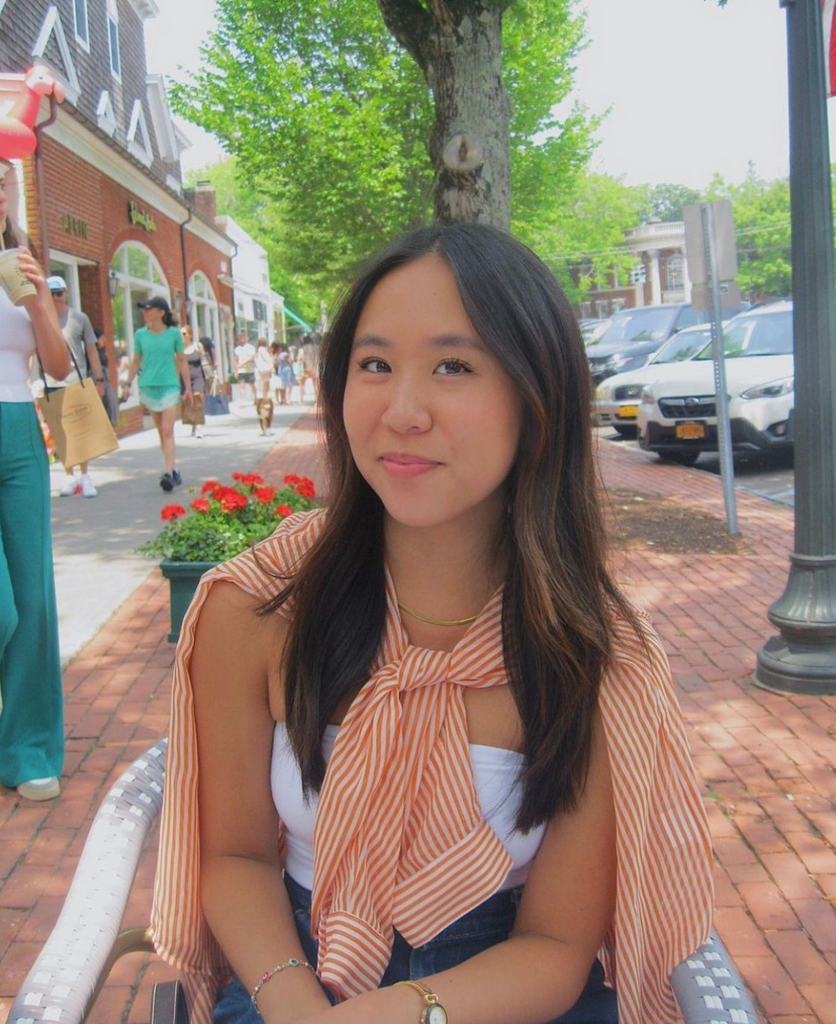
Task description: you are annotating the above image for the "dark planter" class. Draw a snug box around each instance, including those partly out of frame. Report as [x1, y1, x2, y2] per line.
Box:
[160, 560, 218, 642]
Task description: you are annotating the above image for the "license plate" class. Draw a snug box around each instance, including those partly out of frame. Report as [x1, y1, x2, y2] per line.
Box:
[617, 405, 639, 419]
[676, 421, 705, 439]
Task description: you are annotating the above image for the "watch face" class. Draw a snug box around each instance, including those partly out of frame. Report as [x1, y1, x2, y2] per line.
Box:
[425, 1005, 448, 1024]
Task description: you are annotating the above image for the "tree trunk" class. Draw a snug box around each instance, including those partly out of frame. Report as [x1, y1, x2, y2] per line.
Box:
[376, 0, 512, 228]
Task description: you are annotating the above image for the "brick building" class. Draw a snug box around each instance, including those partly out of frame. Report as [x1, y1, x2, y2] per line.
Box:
[577, 219, 691, 321]
[0, 0, 235, 434]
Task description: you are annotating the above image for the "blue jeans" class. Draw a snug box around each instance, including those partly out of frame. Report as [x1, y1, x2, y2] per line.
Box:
[214, 875, 618, 1024]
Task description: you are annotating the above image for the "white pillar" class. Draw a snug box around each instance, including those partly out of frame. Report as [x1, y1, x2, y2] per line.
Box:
[680, 246, 692, 302]
[647, 249, 662, 305]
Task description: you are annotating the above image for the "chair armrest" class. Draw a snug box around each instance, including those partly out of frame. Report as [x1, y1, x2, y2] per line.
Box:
[673, 929, 759, 1023]
[9, 740, 168, 1024]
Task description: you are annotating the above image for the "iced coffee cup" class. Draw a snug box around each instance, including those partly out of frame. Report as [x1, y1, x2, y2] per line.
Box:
[0, 248, 37, 306]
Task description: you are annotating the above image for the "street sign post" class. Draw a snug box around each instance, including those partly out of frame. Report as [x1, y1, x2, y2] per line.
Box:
[684, 200, 739, 536]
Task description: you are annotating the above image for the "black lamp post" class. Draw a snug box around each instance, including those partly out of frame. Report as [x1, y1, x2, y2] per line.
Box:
[755, 0, 836, 694]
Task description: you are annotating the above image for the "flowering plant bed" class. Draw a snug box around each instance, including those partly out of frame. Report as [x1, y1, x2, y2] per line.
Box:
[139, 472, 317, 563]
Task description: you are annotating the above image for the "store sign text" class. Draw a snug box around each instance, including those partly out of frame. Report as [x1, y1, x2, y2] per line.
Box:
[62, 214, 88, 239]
[128, 201, 157, 232]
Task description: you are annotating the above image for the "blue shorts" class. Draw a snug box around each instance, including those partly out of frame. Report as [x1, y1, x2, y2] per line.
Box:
[213, 875, 618, 1024]
[139, 386, 180, 412]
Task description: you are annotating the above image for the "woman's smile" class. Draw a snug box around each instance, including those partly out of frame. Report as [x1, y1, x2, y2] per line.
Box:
[379, 452, 441, 479]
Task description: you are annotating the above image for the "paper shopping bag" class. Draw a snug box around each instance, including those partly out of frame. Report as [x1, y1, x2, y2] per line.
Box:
[180, 392, 205, 425]
[38, 380, 119, 470]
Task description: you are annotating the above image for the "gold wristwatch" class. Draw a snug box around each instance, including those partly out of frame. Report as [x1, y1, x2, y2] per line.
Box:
[395, 979, 449, 1024]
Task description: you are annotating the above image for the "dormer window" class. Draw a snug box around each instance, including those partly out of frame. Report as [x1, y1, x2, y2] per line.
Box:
[107, 0, 121, 79]
[74, 0, 89, 49]
[127, 99, 153, 166]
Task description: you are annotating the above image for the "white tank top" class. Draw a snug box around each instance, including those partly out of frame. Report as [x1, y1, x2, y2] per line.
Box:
[271, 721, 545, 892]
[0, 289, 36, 402]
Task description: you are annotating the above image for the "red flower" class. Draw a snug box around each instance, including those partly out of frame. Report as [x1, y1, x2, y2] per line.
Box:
[191, 497, 211, 513]
[254, 486, 278, 504]
[275, 504, 294, 518]
[220, 491, 248, 512]
[234, 472, 264, 488]
[284, 473, 301, 486]
[294, 479, 316, 499]
[200, 479, 220, 494]
[161, 504, 187, 520]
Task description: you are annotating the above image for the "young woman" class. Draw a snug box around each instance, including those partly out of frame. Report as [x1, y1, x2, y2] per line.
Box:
[255, 337, 275, 400]
[120, 297, 192, 491]
[151, 224, 713, 1024]
[181, 325, 209, 439]
[0, 159, 70, 801]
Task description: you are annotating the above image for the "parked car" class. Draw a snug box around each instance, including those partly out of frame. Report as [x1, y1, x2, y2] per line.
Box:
[637, 301, 794, 466]
[592, 323, 713, 436]
[586, 300, 750, 384]
[579, 317, 611, 346]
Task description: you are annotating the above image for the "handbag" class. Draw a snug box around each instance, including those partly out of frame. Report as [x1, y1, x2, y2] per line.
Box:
[37, 349, 119, 469]
[204, 391, 230, 415]
[180, 392, 205, 426]
[150, 980, 189, 1024]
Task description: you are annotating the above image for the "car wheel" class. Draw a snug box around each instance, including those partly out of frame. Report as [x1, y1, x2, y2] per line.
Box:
[613, 425, 637, 438]
[658, 451, 700, 468]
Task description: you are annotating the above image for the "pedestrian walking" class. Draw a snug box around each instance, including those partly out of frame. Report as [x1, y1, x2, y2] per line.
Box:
[94, 327, 119, 428]
[181, 325, 210, 438]
[43, 275, 106, 497]
[254, 337, 273, 399]
[234, 332, 256, 402]
[119, 297, 193, 491]
[151, 223, 712, 1024]
[0, 158, 70, 801]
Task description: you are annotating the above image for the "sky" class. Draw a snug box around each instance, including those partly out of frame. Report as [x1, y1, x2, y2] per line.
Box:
[144, 0, 830, 189]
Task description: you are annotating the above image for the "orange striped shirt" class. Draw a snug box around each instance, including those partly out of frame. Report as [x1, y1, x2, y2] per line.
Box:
[150, 510, 713, 1024]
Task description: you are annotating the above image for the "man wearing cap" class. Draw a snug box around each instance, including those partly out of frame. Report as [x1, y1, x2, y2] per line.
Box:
[44, 276, 106, 498]
[120, 296, 192, 491]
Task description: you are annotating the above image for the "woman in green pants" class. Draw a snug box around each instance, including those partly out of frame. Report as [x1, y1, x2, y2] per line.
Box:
[0, 160, 70, 801]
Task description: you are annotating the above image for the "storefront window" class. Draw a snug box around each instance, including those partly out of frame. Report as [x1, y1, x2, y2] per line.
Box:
[109, 243, 170, 404]
[127, 247, 149, 280]
[188, 270, 222, 377]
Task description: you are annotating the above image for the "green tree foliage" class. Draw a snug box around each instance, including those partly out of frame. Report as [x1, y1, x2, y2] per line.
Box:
[706, 167, 791, 301]
[645, 183, 703, 223]
[535, 173, 648, 305]
[171, 0, 595, 300]
[186, 159, 319, 323]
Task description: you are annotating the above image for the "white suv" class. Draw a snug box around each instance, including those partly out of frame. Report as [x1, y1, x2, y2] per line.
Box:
[637, 301, 793, 466]
[593, 323, 712, 436]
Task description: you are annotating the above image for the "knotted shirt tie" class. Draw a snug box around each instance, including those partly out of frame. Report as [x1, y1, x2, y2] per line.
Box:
[310, 582, 513, 999]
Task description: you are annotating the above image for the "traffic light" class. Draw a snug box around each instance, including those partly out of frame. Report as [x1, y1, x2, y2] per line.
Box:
[630, 264, 646, 285]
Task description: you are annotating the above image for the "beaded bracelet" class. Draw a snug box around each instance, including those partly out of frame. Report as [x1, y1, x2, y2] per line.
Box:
[250, 958, 316, 1016]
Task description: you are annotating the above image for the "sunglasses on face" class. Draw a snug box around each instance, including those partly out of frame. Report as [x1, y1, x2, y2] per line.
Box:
[51, 290, 66, 297]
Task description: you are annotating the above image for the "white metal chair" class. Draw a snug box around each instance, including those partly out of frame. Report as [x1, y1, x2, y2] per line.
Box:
[9, 740, 760, 1024]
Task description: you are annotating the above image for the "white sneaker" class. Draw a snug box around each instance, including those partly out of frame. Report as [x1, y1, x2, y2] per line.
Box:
[17, 776, 61, 801]
[80, 474, 97, 498]
[59, 475, 78, 497]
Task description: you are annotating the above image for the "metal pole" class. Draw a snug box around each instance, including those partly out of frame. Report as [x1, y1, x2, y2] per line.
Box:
[756, 0, 836, 694]
[703, 203, 738, 535]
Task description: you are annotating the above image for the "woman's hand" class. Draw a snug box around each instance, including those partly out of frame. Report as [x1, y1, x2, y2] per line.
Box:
[15, 249, 71, 379]
[15, 247, 51, 306]
[184, 387, 194, 406]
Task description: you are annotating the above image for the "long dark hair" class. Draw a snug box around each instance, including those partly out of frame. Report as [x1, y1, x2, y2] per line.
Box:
[267, 223, 638, 831]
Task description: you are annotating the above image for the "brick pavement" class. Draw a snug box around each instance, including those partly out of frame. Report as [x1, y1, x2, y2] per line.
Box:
[1, 417, 835, 1024]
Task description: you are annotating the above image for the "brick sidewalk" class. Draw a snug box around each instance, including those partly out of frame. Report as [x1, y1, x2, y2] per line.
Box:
[1, 419, 834, 1024]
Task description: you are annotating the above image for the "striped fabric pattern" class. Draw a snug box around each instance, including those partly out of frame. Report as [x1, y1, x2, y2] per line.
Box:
[150, 510, 713, 1024]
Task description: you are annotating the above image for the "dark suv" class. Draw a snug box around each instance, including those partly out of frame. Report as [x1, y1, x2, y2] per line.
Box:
[586, 302, 748, 385]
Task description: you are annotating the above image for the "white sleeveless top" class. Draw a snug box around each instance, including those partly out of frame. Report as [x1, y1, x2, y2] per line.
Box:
[0, 289, 36, 402]
[271, 721, 545, 892]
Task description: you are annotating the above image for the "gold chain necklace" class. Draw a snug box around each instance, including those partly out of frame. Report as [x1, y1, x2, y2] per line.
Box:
[397, 600, 479, 627]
